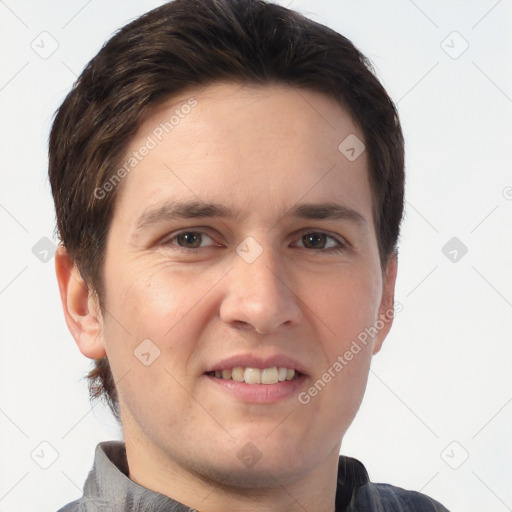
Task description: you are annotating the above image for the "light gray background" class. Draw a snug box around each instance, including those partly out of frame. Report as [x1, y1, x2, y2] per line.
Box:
[0, 1, 511, 511]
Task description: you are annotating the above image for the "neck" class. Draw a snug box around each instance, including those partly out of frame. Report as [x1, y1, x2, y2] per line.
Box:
[124, 433, 341, 512]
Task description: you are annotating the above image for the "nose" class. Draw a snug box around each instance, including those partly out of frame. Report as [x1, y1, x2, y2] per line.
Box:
[219, 242, 302, 335]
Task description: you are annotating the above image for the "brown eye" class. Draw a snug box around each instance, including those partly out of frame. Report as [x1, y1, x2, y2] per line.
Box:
[297, 232, 344, 251]
[302, 232, 327, 249]
[175, 232, 203, 248]
[160, 230, 217, 252]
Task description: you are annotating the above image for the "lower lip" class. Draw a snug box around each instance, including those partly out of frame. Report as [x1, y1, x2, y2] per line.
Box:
[205, 374, 307, 404]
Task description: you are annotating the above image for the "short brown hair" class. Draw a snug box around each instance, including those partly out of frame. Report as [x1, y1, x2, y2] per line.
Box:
[49, 0, 404, 419]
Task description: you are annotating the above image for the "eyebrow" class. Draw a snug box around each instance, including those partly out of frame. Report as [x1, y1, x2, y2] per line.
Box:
[134, 200, 368, 232]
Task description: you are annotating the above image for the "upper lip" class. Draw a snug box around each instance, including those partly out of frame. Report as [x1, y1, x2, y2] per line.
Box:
[206, 353, 308, 375]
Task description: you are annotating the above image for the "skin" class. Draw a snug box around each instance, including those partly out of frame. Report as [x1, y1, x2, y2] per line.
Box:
[56, 81, 397, 512]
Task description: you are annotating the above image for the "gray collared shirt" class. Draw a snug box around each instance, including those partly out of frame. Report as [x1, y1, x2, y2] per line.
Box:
[57, 441, 450, 512]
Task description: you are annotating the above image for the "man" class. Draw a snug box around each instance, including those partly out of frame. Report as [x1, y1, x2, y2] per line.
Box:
[50, 0, 449, 510]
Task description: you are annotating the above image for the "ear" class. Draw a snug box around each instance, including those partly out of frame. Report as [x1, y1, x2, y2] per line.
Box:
[372, 253, 398, 355]
[55, 245, 106, 359]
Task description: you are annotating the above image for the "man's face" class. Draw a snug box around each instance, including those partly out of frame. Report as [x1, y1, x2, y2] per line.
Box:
[96, 82, 396, 486]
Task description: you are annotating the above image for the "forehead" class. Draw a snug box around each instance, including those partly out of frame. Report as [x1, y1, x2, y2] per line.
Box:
[112, 81, 373, 230]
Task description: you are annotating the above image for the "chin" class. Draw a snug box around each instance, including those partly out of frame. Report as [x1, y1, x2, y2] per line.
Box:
[193, 454, 310, 491]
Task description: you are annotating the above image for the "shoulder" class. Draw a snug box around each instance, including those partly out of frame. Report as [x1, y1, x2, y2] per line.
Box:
[55, 500, 81, 512]
[351, 482, 450, 512]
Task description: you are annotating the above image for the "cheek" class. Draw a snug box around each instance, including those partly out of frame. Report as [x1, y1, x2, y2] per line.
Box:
[311, 267, 382, 349]
[100, 257, 226, 383]
[99, 260, 177, 372]
[306, 268, 380, 415]
[104, 256, 213, 336]
[100, 260, 217, 431]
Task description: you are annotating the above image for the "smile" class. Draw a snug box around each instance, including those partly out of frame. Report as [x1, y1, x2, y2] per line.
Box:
[206, 366, 299, 384]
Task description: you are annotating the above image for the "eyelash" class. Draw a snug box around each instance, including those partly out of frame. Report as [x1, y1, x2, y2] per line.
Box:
[159, 229, 348, 254]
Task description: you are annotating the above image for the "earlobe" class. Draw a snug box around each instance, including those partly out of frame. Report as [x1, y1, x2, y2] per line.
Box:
[372, 253, 398, 355]
[55, 245, 106, 359]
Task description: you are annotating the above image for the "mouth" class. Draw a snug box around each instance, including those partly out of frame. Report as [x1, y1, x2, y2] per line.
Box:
[206, 366, 301, 385]
[204, 356, 307, 403]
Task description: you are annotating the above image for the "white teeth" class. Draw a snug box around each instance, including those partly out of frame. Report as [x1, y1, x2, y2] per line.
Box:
[261, 367, 279, 384]
[211, 366, 299, 384]
[232, 367, 244, 382]
[244, 367, 261, 384]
